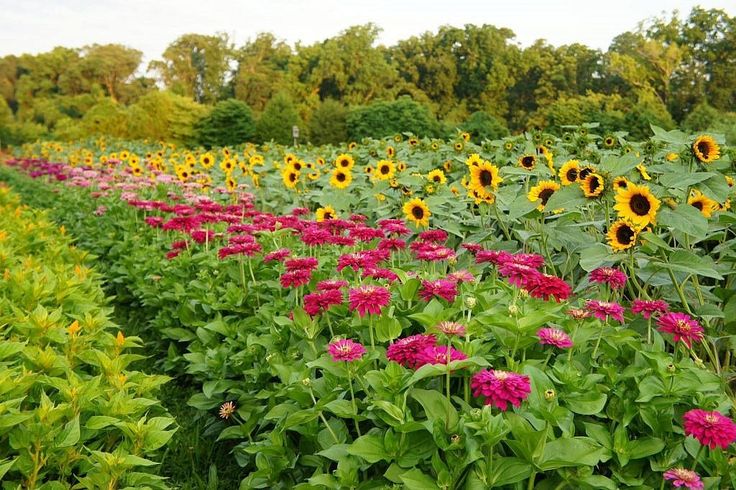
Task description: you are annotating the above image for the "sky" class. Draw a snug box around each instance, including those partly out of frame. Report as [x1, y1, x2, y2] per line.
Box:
[0, 0, 733, 64]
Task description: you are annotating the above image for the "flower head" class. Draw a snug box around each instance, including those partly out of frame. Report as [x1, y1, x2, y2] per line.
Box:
[657, 312, 704, 348]
[219, 401, 236, 419]
[328, 339, 367, 362]
[586, 300, 625, 323]
[526, 274, 572, 302]
[662, 468, 703, 490]
[386, 334, 437, 369]
[435, 321, 466, 337]
[589, 267, 627, 290]
[471, 369, 531, 411]
[415, 345, 467, 367]
[419, 279, 458, 303]
[537, 327, 573, 349]
[683, 409, 736, 450]
[348, 285, 391, 317]
[631, 299, 669, 319]
[304, 289, 343, 316]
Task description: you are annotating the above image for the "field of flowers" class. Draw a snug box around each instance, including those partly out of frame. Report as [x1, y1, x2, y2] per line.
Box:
[1, 126, 735, 489]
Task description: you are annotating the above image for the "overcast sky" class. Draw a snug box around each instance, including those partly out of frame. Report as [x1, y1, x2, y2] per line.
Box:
[0, 0, 733, 64]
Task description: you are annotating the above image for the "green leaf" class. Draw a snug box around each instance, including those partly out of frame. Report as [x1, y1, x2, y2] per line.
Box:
[410, 388, 458, 430]
[490, 457, 532, 486]
[544, 185, 586, 211]
[347, 434, 388, 463]
[600, 153, 640, 176]
[0, 458, 15, 480]
[371, 400, 404, 423]
[55, 416, 80, 448]
[628, 437, 665, 459]
[375, 316, 402, 342]
[399, 468, 440, 490]
[658, 205, 708, 240]
[564, 392, 608, 415]
[539, 437, 606, 470]
[85, 416, 119, 430]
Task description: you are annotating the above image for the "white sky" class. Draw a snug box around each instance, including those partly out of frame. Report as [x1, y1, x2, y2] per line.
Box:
[0, 0, 733, 65]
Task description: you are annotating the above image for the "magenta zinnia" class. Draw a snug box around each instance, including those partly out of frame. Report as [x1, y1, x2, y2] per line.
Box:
[303, 289, 343, 316]
[663, 468, 703, 490]
[386, 334, 437, 369]
[537, 327, 573, 349]
[586, 300, 625, 323]
[589, 267, 627, 290]
[419, 279, 458, 303]
[415, 345, 467, 367]
[328, 339, 367, 362]
[631, 299, 669, 319]
[348, 285, 391, 317]
[471, 369, 531, 411]
[683, 409, 736, 450]
[657, 312, 704, 347]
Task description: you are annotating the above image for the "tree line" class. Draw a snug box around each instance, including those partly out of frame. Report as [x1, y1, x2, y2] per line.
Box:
[0, 6, 734, 147]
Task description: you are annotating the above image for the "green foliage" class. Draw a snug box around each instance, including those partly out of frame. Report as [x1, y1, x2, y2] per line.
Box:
[307, 98, 348, 145]
[256, 92, 300, 144]
[348, 96, 439, 139]
[195, 98, 255, 148]
[128, 90, 207, 145]
[683, 103, 736, 145]
[539, 93, 626, 134]
[458, 110, 509, 142]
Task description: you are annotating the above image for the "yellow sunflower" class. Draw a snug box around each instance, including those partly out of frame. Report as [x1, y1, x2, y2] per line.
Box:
[284, 153, 297, 166]
[578, 166, 595, 181]
[386, 146, 395, 158]
[725, 175, 734, 188]
[249, 154, 264, 166]
[607, 220, 639, 252]
[636, 164, 651, 181]
[200, 152, 215, 169]
[443, 160, 453, 172]
[316, 157, 326, 166]
[581, 173, 605, 198]
[559, 160, 580, 185]
[454, 142, 464, 151]
[226, 176, 237, 192]
[316, 205, 337, 222]
[427, 169, 447, 185]
[403, 198, 431, 227]
[348, 142, 358, 150]
[688, 190, 718, 218]
[518, 154, 536, 171]
[397, 161, 407, 172]
[461, 132, 471, 142]
[469, 161, 503, 197]
[375, 160, 396, 180]
[528, 180, 560, 211]
[335, 154, 354, 170]
[692, 135, 720, 163]
[408, 137, 420, 147]
[330, 168, 352, 189]
[466, 153, 483, 168]
[612, 176, 629, 191]
[666, 152, 679, 162]
[220, 158, 236, 173]
[282, 169, 300, 189]
[614, 183, 660, 226]
[468, 188, 495, 205]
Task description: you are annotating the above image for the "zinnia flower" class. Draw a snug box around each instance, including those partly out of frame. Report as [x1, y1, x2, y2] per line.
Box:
[663, 468, 703, 490]
[537, 328, 573, 349]
[219, 401, 236, 419]
[657, 312, 704, 348]
[386, 334, 437, 369]
[304, 289, 343, 316]
[415, 345, 467, 367]
[435, 321, 466, 337]
[328, 339, 367, 362]
[419, 279, 458, 303]
[526, 274, 572, 302]
[586, 300, 625, 323]
[471, 369, 531, 411]
[631, 299, 669, 319]
[589, 267, 627, 290]
[683, 409, 736, 449]
[348, 285, 391, 317]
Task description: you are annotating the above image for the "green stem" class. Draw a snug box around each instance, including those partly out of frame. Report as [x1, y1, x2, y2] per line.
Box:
[592, 320, 607, 359]
[346, 365, 362, 437]
[690, 444, 705, 471]
[527, 470, 536, 490]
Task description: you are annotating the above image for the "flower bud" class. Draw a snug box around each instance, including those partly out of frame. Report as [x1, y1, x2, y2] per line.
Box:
[464, 296, 477, 309]
[544, 389, 556, 401]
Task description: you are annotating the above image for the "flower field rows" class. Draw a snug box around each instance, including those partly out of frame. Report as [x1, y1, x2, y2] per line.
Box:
[1, 126, 735, 489]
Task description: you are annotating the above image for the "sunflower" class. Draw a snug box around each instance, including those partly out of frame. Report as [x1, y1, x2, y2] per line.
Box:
[427, 169, 447, 185]
[284, 153, 297, 166]
[374, 159, 396, 180]
[581, 173, 605, 198]
[431, 142, 440, 151]
[692, 135, 720, 163]
[129, 154, 140, 166]
[466, 153, 483, 167]
[200, 153, 215, 169]
[469, 161, 503, 197]
[397, 161, 407, 172]
[316, 157, 326, 166]
[443, 160, 453, 172]
[282, 169, 300, 189]
[602, 135, 616, 148]
[636, 164, 651, 181]
[559, 160, 580, 185]
[403, 198, 431, 227]
[613, 176, 629, 191]
[461, 132, 471, 142]
[221, 158, 236, 173]
[614, 183, 660, 226]
[518, 154, 536, 171]
[725, 175, 734, 188]
[330, 169, 352, 189]
[393, 134, 402, 143]
[503, 141, 514, 151]
[688, 190, 718, 218]
[335, 154, 354, 170]
[365, 165, 374, 175]
[666, 152, 679, 162]
[528, 180, 560, 211]
[226, 176, 237, 192]
[289, 160, 304, 172]
[119, 150, 130, 161]
[131, 166, 143, 177]
[386, 146, 395, 158]
[307, 171, 321, 181]
[607, 220, 639, 252]
[316, 205, 337, 222]
[249, 154, 264, 166]
[578, 166, 595, 181]
[468, 189, 495, 205]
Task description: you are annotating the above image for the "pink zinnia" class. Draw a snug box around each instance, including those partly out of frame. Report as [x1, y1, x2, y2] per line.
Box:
[280, 269, 312, 288]
[498, 262, 542, 289]
[263, 248, 291, 263]
[447, 270, 475, 283]
[663, 468, 703, 490]
[435, 321, 466, 337]
[348, 285, 391, 317]
[567, 307, 591, 320]
[328, 339, 367, 362]
[526, 274, 572, 302]
[589, 267, 627, 290]
[418, 229, 448, 243]
[317, 279, 349, 291]
[586, 300, 625, 323]
[471, 369, 531, 411]
[386, 334, 437, 369]
[657, 312, 704, 348]
[419, 279, 458, 303]
[537, 327, 573, 349]
[285, 256, 318, 272]
[415, 345, 467, 367]
[632, 299, 669, 319]
[504, 253, 545, 268]
[475, 249, 512, 265]
[683, 409, 736, 450]
[304, 289, 343, 316]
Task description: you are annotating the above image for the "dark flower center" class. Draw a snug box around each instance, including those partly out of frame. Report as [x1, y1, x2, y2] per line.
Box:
[324, 212, 333, 220]
[337, 173, 346, 182]
[380, 165, 390, 174]
[630, 194, 651, 215]
[412, 206, 425, 219]
[579, 168, 592, 180]
[565, 168, 578, 182]
[691, 200, 703, 211]
[539, 188, 555, 205]
[521, 156, 535, 168]
[697, 141, 710, 158]
[616, 225, 635, 244]
[479, 169, 493, 186]
[289, 173, 297, 182]
[589, 177, 600, 193]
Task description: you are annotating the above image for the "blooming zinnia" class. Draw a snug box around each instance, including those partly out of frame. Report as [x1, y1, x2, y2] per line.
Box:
[328, 339, 367, 362]
[471, 369, 531, 411]
[419, 279, 458, 303]
[435, 321, 466, 337]
[657, 312, 704, 348]
[586, 300, 625, 323]
[589, 267, 627, 290]
[348, 285, 391, 317]
[526, 274, 572, 302]
[415, 345, 467, 367]
[631, 299, 669, 319]
[303, 289, 343, 316]
[683, 409, 736, 449]
[386, 334, 437, 369]
[537, 327, 573, 349]
[662, 468, 703, 490]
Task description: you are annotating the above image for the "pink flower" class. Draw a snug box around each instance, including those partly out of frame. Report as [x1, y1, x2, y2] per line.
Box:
[498, 263, 541, 289]
[683, 409, 736, 450]
[418, 229, 448, 243]
[280, 269, 312, 288]
[663, 468, 703, 490]
[567, 307, 591, 320]
[348, 285, 391, 317]
[526, 274, 572, 302]
[471, 370, 531, 411]
[285, 257, 318, 272]
[328, 339, 367, 362]
[475, 249, 511, 265]
[304, 289, 343, 316]
[217, 242, 262, 259]
[586, 300, 625, 323]
[435, 321, 466, 337]
[419, 279, 458, 303]
[415, 345, 467, 367]
[537, 327, 573, 349]
[317, 279, 349, 291]
[631, 299, 669, 319]
[263, 248, 291, 263]
[589, 267, 627, 290]
[447, 270, 475, 283]
[386, 334, 437, 369]
[505, 253, 545, 268]
[657, 312, 704, 348]
[362, 267, 399, 282]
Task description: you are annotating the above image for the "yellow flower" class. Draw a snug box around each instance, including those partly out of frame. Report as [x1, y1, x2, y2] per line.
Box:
[528, 180, 560, 211]
[613, 183, 660, 226]
[692, 135, 720, 163]
[636, 163, 651, 181]
[330, 169, 352, 189]
[427, 169, 447, 185]
[581, 173, 605, 198]
[315, 205, 337, 221]
[461, 132, 471, 142]
[466, 153, 483, 168]
[688, 190, 718, 218]
[374, 193, 386, 202]
[226, 176, 237, 192]
[403, 198, 431, 227]
[386, 146, 395, 158]
[335, 153, 354, 170]
[249, 154, 264, 166]
[518, 154, 536, 171]
[607, 220, 639, 252]
[559, 160, 580, 185]
[200, 152, 215, 168]
[469, 161, 503, 198]
[666, 152, 679, 162]
[374, 160, 396, 180]
[282, 169, 300, 189]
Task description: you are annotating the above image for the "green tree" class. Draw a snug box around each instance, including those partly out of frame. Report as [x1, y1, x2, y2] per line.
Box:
[347, 96, 439, 140]
[80, 44, 142, 101]
[127, 90, 207, 145]
[232, 33, 292, 111]
[195, 98, 256, 148]
[458, 111, 509, 142]
[256, 93, 300, 144]
[307, 98, 348, 145]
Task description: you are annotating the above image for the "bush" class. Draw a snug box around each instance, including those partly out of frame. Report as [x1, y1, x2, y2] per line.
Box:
[128, 90, 207, 145]
[195, 98, 256, 148]
[682, 103, 736, 145]
[347, 96, 440, 140]
[256, 92, 300, 144]
[308, 99, 348, 145]
[457, 110, 509, 142]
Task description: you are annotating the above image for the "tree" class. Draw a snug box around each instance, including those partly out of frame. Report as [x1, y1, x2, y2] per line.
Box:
[458, 111, 508, 142]
[307, 98, 348, 145]
[256, 93, 300, 144]
[347, 96, 439, 140]
[80, 44, 142, 101]
[232, 33, 292, 112]
[127, 90, 207, 145]
[149, 33, 233, 104]
[195, 98, 256, 147]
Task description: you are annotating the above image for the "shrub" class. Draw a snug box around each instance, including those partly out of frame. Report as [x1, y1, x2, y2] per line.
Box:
[308, 98, 348, 145]
[347, 96, 440, 140]
[457, 110, 509, 142]
[256, 92, 300, 144]
[195, 98, 256, 148]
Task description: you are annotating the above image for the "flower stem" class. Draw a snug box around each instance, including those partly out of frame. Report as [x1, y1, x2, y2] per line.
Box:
[690, 444, 705, 471]
[592, 320, 607, 359]
[346, 364, 362, 437]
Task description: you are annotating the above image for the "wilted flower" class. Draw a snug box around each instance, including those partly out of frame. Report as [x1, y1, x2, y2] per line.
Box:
[435, 321, 466, 337]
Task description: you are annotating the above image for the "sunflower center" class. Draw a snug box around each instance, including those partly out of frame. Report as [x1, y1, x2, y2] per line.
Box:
[289, 173, 297, 183]
[411, 206, 425, 219]
[380, 165, 390, 174]
[615, 225, 635, 244]
[433, 176, 441, 182]
[521, 156, 534, 168]
[565, 168, 578, 182]
[539, 188, 555, 205]
[336, 173, 346, 182]
[630, 194, 651, 215]
[691, 200, 703, 211]
[479, 170, 493, 186]
[579, 168, 592, 180]
[324, 212, 332, 220]
[589, 177, 600, 193]
[697, 141, 710, 158]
